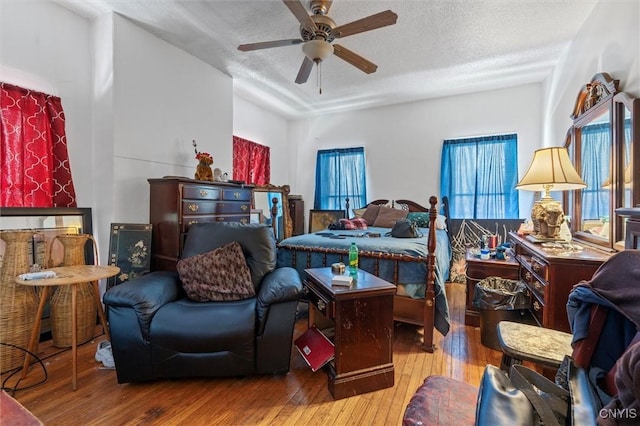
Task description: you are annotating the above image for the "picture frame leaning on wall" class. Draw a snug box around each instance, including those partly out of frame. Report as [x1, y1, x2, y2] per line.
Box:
[107, 223, 152, 289]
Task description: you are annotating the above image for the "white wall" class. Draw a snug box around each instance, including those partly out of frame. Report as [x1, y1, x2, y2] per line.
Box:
[111, 14, 234, 226]
[289, 83, 543, 218]
[543, 0, 639, 147]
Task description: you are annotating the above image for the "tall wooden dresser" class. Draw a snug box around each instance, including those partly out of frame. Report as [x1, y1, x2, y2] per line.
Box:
[508, 232, 610, 332]
[148, 178, 253, 271]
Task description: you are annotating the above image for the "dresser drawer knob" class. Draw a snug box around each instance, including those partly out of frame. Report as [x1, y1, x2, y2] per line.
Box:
[532, 263, 542, 273]
[524, 271, 532, 282]
[188, 204, 199, 212]
[533, 300, 541, 311]
[199, 190, 208, 197]
[234, 192, 241, 199]
[188, 220, 198, 226]
[240, 218, 248, 224]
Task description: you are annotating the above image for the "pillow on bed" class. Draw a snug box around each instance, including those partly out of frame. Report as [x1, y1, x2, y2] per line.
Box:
[339, 218, 368, 230]
[407, 212, 430, 228]
[373, 206, 408, 228]
[352, 208, 367, 219]
[361, 204, 381, 225]
[406, 212, 448, 230]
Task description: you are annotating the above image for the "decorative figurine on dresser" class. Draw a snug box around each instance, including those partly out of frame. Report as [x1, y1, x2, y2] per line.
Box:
[148, 177, 254, 271]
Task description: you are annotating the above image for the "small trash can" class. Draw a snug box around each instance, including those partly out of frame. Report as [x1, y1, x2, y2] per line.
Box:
[473, 277, 533, 350]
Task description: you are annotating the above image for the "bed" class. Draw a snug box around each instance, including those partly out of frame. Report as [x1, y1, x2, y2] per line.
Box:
[276, 196, 451, 352]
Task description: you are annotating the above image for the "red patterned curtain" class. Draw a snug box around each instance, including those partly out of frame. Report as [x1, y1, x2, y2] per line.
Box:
[0, 82, 77, 207]
[232, 136, 270, 185]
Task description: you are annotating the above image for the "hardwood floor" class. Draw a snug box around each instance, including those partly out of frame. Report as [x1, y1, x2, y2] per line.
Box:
[1, 283, 503, 425]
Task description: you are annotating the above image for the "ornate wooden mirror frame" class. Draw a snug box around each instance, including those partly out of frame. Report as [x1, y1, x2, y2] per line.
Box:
[564, 72, 639, 250]
[252, 184, 293, 241]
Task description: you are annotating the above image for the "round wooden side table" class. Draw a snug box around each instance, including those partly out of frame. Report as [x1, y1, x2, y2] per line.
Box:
[16, 265, 120, 390]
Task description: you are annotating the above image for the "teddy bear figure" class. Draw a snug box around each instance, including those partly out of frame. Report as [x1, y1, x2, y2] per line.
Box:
[194, 152, 214, 181]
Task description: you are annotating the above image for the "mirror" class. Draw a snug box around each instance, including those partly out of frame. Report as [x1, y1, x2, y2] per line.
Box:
[613, 92, 640, 241]
[565, 73, 619, 249]
[252, 184, 293, 241]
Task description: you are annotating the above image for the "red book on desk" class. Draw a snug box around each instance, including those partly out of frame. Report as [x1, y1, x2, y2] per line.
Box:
[295, 326, 335, 372]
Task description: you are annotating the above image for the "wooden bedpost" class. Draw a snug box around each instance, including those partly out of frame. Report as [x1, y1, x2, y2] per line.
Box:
[421, 196, 438, 352]
[271, 197, 279, 239]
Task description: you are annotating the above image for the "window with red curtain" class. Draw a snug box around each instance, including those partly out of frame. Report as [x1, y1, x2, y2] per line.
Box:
[232, 136, 270, 185]
[0, 82, 77, 207]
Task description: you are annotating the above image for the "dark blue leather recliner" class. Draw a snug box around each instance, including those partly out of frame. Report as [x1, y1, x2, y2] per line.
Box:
[103, 222, 302, 383]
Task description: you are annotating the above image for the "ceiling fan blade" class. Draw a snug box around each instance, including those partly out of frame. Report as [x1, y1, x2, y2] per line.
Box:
[283, 0, 318, 34]
[295, 56, 314, 84]
[238, 39, 303, 52]
[333, 10, 398, 38]
[333, 44, 377, 74]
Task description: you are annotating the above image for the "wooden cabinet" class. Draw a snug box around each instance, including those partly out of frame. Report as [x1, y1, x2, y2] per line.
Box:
[148, 178, 253, 271]
[509, 232, 610, 332]
[304, 267, 395, 399]
[464, 249, 519, 327]
[288, 195, 304, 236]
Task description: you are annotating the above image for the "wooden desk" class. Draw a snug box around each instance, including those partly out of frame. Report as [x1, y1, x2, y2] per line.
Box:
[304, 267, 396, 399]
[16, 265, 119, 390]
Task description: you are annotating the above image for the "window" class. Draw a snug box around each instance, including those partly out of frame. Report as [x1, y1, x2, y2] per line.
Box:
[440, 134, 519, 219]
[314, 147, 367, 210]
[232, 136, 270, 185]
[0, 82, 76, 207]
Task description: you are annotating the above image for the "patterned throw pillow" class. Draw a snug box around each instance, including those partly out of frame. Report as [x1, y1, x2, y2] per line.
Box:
[339, 218, 368, 230]
[406, 212, 448, 230]
[373, 206, 409, 228]
[407, 212, 430, 228]
[176, 241, 255, 302]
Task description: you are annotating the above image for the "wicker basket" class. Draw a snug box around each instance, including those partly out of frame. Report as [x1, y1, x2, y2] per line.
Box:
[49, 234, 97, 348]
[0, 230, 38, 373]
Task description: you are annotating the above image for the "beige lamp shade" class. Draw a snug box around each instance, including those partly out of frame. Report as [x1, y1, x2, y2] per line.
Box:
[516, 147, 587, 199]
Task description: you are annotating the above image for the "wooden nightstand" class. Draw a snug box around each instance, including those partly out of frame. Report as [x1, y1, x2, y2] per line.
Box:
[464, 248, 519, 327]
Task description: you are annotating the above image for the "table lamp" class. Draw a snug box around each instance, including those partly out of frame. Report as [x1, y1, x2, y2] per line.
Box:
[516, 147, 586, 240]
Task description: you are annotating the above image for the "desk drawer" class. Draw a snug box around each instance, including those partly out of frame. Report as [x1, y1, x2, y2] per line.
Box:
[305, 282, 335, 320]
[521, 268, 546, 303]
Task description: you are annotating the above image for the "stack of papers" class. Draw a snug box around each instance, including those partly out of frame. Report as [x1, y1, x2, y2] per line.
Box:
[331, 275, 353, 286]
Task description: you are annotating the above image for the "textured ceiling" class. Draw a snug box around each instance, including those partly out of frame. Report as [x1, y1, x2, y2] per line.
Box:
[55, 0, 597, 119]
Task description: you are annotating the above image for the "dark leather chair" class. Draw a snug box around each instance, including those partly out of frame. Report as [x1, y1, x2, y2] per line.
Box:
[103, 222, 302, 383]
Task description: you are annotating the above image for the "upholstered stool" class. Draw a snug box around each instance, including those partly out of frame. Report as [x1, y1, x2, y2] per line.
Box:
[402, 375, 478, 426]
[497, 321, 573, 372]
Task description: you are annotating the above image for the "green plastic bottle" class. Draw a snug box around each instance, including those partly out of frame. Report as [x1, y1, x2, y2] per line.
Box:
[348, 242, 359, 273]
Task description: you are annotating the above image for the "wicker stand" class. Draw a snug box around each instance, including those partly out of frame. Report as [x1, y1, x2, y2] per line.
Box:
[0, 230, 38, 373]
[49, 234, 97, 348]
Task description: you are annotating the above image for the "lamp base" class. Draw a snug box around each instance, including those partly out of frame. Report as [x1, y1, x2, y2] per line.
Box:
[530, 199, 565, 240]
[526, 234, 565, 244]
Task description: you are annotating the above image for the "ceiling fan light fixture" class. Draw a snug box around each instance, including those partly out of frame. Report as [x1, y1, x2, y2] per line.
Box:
[302, 39, 334, 62]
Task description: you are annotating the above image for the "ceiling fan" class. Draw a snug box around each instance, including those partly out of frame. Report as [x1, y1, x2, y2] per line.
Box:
[238, 0, 398, 86]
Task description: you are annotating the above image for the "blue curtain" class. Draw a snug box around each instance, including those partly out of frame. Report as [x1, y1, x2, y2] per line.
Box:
[440, 134, 519, 219]
[580, 122, 610, 220]
[314, 147, 367, 210]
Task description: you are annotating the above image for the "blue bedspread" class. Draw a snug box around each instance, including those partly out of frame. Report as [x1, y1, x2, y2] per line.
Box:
[276, 227, 452, 336]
